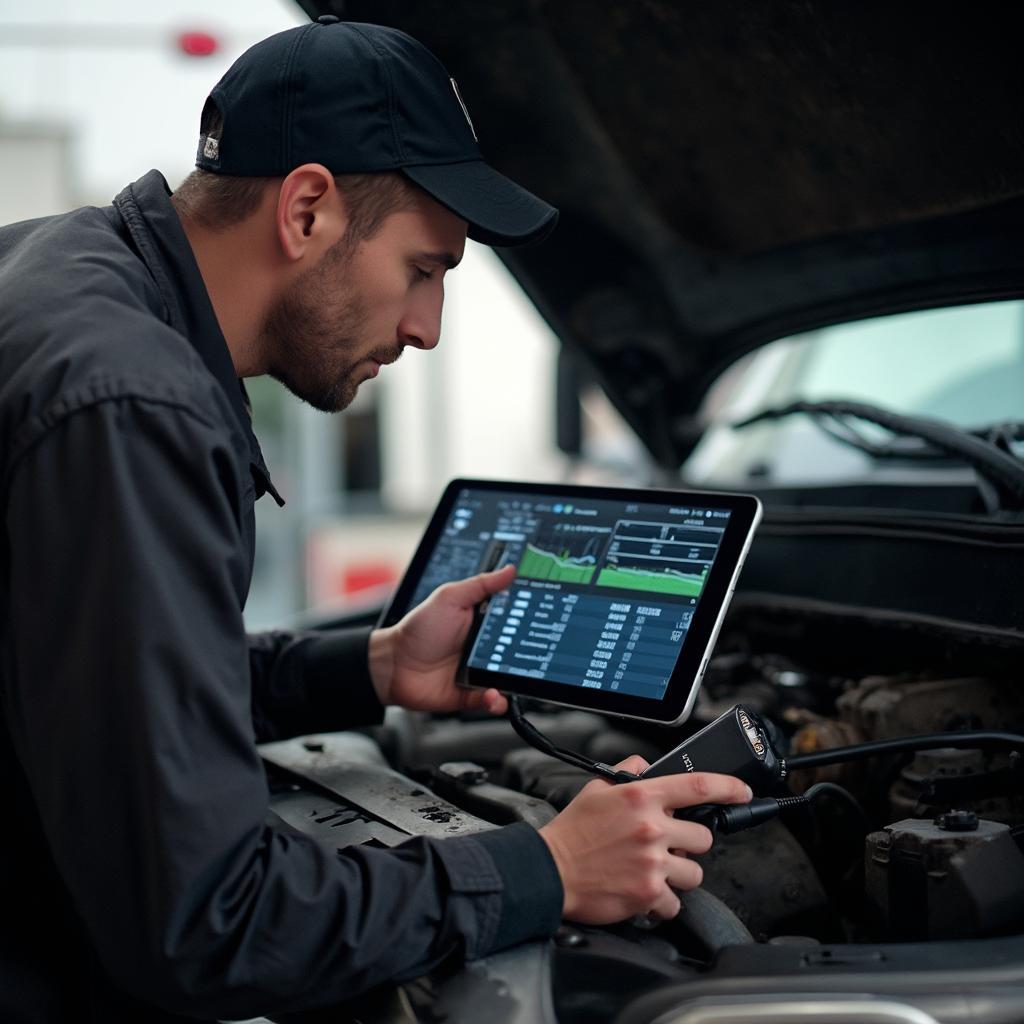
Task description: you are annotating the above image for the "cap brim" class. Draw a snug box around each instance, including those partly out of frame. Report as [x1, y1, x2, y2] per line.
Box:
[402, 160, 558, 247]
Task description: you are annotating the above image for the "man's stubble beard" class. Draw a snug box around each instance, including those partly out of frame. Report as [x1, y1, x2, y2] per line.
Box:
[261, 244, 400, 413]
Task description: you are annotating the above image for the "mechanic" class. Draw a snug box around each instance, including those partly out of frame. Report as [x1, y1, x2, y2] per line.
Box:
[0, 18, 752, 1023]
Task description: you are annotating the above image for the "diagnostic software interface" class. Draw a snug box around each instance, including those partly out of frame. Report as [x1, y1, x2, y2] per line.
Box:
[407, 487, 732, 701]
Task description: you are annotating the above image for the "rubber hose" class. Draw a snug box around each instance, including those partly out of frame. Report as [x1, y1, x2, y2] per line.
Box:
[675, 886, 754, 953]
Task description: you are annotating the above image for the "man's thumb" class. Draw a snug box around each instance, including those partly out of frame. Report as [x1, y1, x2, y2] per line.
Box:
[446, 563, 516, 608]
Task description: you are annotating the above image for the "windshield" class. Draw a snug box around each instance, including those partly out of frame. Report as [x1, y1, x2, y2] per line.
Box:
[684, 301, 1024, 487]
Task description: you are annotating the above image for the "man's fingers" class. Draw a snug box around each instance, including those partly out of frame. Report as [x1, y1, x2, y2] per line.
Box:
[481, 687, 508, 715]
[442, 564, 516, 609]
[649, 887, 682, 921]
[665, 818, 714, 856]
[649, 771, 753, 811]
[458, 686, 509, 716]
[613, 754, 651, 776]
[665, 852, 704, 893]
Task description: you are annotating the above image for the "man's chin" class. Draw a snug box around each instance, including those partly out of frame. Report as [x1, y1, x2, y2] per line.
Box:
[271, 371, 358, 414]
[316, 381, 359, 414]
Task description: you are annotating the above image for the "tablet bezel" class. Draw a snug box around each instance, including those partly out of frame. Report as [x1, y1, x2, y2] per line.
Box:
[378, 478, 762, 726]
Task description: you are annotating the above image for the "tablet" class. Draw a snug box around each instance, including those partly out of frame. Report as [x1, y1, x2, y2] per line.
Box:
[379, 479, 762, 725]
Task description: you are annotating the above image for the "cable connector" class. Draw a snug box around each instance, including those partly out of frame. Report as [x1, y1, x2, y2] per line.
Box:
[682, 795, 808, 834]
[592, 763, 643, 784]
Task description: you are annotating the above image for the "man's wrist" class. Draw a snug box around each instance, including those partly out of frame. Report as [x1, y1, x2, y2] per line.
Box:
[470, 823, 565, 952]
[367, 626, 396, 706]
[538, 822, 575, 918]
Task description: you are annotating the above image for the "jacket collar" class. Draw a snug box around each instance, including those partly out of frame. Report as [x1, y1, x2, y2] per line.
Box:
[112, 169, 284, 506]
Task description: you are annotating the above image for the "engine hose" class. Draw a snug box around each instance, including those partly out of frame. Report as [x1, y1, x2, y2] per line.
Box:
[674, 886, 754, 952]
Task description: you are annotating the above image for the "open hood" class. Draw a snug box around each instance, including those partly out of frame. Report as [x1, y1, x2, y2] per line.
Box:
[297, 1, 1024, 466]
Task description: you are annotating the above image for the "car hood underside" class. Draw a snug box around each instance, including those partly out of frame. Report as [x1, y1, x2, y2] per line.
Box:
[301, 0, 1024, 465]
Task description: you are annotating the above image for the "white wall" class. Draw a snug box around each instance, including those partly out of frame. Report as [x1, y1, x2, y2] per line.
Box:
[0, 125, 73, 223]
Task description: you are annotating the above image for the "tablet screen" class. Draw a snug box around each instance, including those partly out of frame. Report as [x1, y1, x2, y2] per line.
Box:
[380, 480, 761, 724]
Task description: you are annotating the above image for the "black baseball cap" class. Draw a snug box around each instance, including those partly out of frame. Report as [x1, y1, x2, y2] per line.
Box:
[195, 16, 558, 247]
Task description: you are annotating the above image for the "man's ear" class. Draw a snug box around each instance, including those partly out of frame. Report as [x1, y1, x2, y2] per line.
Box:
[275, 164, 348, 262]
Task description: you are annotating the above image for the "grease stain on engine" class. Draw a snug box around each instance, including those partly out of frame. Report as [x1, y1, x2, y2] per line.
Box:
[417, 805, 457, 823]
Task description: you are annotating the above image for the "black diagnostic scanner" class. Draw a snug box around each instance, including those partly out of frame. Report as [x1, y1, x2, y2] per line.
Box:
[641, 705, 786, 794]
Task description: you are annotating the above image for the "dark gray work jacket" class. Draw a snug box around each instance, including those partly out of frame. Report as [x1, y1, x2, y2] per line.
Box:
[0, 170, 561, 1023]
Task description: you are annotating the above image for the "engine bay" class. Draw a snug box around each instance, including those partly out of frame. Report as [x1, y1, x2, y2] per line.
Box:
[260, 616, 1024, 1023]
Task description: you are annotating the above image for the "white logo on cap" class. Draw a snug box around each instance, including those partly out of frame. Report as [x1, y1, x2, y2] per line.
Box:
[202, 136, 220, 160]
[450, 78, 478, 142]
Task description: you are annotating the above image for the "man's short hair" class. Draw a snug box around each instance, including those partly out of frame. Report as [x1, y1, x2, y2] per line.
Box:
[171, 102, 422, 243]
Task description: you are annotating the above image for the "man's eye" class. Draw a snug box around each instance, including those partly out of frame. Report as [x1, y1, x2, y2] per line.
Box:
[412, 266, 434, 282]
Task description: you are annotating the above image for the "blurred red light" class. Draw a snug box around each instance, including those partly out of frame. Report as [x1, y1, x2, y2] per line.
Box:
[177, 31, 218, 57]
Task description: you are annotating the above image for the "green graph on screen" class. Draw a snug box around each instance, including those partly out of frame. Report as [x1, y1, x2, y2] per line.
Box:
[517, 544, 597, 584]
[595, 564, 706, 597]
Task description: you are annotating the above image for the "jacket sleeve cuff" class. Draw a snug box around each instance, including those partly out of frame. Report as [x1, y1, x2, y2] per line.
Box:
[445, 823, 563, 957]
[298, 626, 385, 731]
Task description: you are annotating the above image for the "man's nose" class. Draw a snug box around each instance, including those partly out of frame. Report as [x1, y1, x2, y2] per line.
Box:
[398, 291, 443, 351]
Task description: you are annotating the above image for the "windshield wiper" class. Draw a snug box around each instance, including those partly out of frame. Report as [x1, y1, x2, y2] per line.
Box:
[732, 399, 1024, 510]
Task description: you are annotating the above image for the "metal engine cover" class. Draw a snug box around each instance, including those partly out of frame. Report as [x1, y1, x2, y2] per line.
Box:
[260, 731, 495, 850]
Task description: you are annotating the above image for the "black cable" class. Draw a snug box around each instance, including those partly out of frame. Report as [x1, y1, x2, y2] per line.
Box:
[711, 785, 867, 835]
[687, 741, 1023, 835]
[804, 780, 866, 811]
[803, 781, 870, 833]
[508, 700, 1024, 837]
[507, 696, 641, 783]
[787, 731, 1024, 770]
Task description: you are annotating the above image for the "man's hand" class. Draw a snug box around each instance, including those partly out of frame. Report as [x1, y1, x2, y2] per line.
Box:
[368, 564, 515, 714]
[539, 758, 752, 924]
